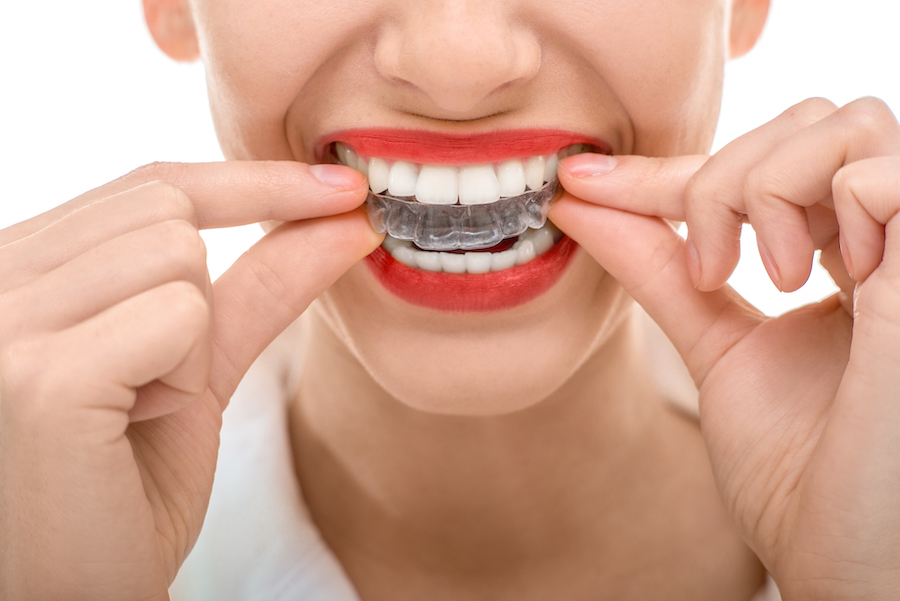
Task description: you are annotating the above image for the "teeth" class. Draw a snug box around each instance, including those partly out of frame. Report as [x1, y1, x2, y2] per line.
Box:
[490, 249, 518, 272]
[415, 251, 443, 272]
[388, 161, 418, 197]
[381, 222, 563, 275]
[543, 154, 559, 182]
[391, 245, 418, 268]
[458, 165, 501, 205]
[368, 158, 390, 194]
[531, 227, 555, 255]
[439, 252, 467, 273]
[497, 160, 527, 198]
[336, 143, 357, 170]
[515, 239, 536, 265]
[416, 165, 459, 205]
[334, 142, 592, 205]
[464, 252, 492, 274]
[524, 156, 545, 191]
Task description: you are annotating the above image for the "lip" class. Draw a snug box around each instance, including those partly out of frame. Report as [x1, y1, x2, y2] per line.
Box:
[316, 128, 612, 165]
[365, 236, 578, 312]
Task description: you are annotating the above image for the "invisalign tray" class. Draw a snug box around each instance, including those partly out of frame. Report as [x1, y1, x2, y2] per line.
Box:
[366, 179, 560, 251]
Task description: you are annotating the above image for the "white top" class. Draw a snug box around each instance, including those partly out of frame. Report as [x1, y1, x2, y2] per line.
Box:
[170, 312, 781, 601]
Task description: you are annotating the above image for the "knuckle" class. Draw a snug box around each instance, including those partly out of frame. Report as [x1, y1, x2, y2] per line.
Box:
[154, 220, 208, 276]
[789, 97, 838, 127]
[145, 180, 198, 227]
[158, 280, 210, 324]
[840, 97, 898, 134]
[831, 165, 851, 195]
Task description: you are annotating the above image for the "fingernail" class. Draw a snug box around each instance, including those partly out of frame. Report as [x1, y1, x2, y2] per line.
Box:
[560, 153, 617, 178]
[758, 240, 783, 292]
[839, 231, 854, 279]
[309, 164, 365, 190]
[685, 236, 702, 288]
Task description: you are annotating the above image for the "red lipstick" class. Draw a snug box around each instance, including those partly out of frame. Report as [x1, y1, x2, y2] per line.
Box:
[365, 237, 578, 312]
[317, 128, 611, 164]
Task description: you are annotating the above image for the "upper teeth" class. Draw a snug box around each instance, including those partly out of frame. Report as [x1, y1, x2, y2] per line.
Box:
[335, 143, 585, 205]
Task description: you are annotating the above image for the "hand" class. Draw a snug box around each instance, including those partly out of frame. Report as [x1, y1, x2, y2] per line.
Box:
[550, 97, 900, 600]
[0, 161, 381, 600]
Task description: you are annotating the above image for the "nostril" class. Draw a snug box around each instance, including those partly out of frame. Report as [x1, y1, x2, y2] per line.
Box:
[374, 17, 541, 114]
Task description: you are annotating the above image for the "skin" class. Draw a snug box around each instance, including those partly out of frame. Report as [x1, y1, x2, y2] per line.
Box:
[1, 1, 899, 601]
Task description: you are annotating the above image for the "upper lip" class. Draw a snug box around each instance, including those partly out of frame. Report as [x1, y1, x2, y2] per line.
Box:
[315, 128, 612, 165]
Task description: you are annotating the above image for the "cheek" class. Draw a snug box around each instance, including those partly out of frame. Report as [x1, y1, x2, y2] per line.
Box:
[191, 0, 366, 160]
[316, 250, 633, 416]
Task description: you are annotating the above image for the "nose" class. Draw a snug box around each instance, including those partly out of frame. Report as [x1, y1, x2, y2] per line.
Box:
[375, 1, 541, 114]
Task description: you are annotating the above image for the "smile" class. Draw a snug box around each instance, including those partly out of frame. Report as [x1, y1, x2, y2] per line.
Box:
[331, 140, 588, 255]
[318, 128, 606, 311]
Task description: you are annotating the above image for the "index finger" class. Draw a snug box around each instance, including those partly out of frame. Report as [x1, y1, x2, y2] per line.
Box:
[557, 153, 709, 220]
[3, 160, 368, 242]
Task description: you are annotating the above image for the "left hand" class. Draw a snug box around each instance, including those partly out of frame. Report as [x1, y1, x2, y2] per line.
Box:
[550, 97, 900, 600]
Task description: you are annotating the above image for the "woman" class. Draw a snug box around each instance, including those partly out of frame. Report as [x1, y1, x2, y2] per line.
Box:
[2, 0, 899, 599]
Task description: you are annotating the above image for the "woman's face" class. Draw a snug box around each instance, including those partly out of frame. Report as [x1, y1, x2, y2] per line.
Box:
[173, 0, 739, 414]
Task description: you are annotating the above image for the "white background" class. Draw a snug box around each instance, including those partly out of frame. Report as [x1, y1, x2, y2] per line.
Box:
[1, 1, 898, 315]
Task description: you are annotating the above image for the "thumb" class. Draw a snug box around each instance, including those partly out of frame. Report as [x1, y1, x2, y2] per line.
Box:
[209, 208, 382, 403]
[549, 193, 761, 384]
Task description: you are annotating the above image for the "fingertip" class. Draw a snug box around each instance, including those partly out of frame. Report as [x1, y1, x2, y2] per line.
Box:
[558, 153, 618, 179]
[308, 163, 368, 191]
[685, 236, 703, 289]
[757, 239, 784, 292]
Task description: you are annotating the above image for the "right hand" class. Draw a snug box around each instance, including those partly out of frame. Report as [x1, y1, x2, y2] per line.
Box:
[0, 161, 381, 600]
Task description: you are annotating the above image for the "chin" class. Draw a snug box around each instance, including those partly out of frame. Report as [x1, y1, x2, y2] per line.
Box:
[313, 247, 634, 417]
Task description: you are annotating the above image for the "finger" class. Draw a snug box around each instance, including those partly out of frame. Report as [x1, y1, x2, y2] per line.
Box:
[3, 220, 210, 337]
[558, 153, 708, 220]
[685, 98, 838, 291]
[818, 236, 856, 315]
[549, 193, 762, 384]
[208, 208, 382, 402]
[832, 156, 900, 282]
[0, 181, 198, 290]
[4, 280, 211, 426]
[744, 97, 900, 290]
[0, 161, 368, 248]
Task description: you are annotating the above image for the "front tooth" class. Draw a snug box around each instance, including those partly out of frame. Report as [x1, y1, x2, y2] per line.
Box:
[465, 252, 492, 274]
[491, 249, 518, 271]
[414, 250, 443, 272]
[543, 154, 559, 182]
[415, 165, 459, 205]
[388, 161, 418, 197]
[525, 156, 545, 190]
[497, 160, 526, 198]
[458, 165, 501, 205]
[368, 158, 390, 193]
[439, 252, 467, 273]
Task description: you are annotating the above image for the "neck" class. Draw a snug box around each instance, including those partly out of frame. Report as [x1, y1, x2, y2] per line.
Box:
[290, 305, 665, 557]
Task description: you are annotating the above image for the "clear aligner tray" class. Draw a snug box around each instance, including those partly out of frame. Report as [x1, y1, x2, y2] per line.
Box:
[366, 179, 560, 251]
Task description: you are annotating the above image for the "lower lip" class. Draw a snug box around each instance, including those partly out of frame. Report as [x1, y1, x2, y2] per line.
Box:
[365, 237, 578, 312]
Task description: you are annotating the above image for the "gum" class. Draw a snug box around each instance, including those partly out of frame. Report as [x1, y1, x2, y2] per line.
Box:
[366, 179, 560, 251]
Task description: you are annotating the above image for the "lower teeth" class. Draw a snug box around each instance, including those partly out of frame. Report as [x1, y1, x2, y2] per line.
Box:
[366, 179, 560, 252]
[383, 221, 563, 274]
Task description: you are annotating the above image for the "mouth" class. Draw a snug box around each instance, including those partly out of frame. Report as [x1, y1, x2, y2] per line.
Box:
[319, 128, 608, 311]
